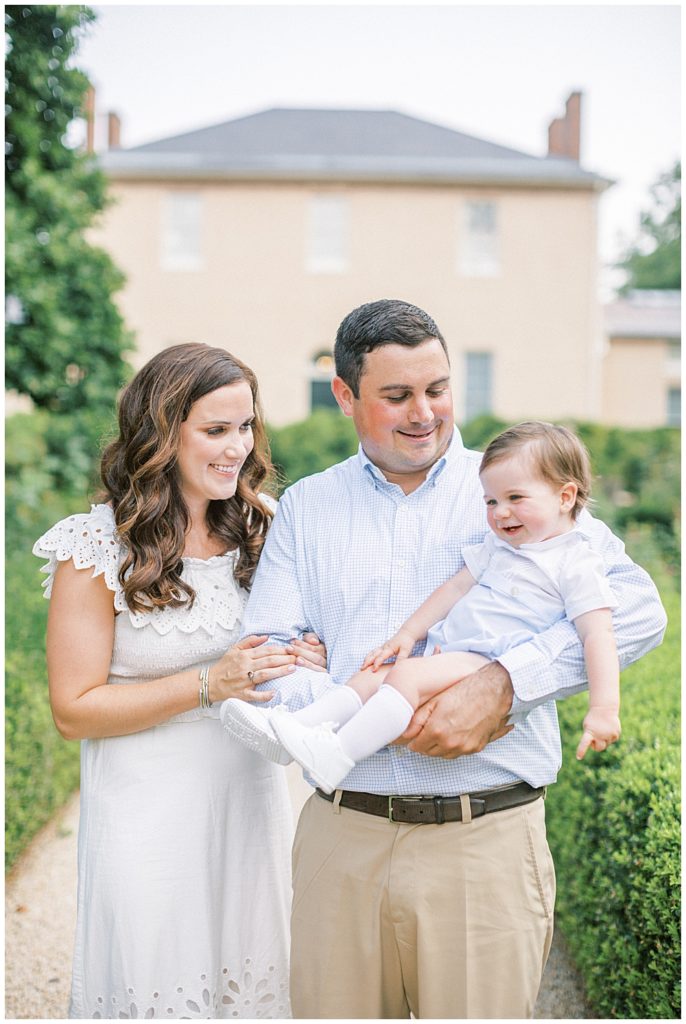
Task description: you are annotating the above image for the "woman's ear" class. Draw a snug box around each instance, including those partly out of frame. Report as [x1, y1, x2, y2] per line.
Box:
[331, 376, 355, 417]
[560, 481, 578, 514]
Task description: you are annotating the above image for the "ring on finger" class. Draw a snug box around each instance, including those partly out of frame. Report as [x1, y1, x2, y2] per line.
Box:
[247, 670, 254, 683]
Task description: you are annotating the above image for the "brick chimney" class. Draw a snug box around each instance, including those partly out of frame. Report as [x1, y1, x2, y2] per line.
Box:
[547, 91, 581, 161]
[107, 112, 121, 149]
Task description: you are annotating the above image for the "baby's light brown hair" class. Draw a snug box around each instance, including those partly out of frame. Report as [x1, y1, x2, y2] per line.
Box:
[480, 421, 593, 519]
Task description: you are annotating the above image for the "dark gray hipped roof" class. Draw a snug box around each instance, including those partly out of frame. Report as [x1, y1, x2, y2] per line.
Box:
[100, 107, 609, 189]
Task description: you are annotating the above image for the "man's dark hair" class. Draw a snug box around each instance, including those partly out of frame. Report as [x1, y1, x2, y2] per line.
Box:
[334, 299, 449, 397]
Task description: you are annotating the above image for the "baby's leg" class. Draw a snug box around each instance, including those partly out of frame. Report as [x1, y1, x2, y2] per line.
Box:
[290, 667, 390, 729]
[384, 651, 491, 709]
[276, 653, 492, 782]
[333, 654, 488, 765]
[346, 665, 392, 701]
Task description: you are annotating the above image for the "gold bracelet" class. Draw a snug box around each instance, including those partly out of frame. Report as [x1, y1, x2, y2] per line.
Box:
[199, 665, 211, 709]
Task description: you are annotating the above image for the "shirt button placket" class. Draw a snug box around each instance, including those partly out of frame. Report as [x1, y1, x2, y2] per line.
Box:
[388, 501, 412, 634]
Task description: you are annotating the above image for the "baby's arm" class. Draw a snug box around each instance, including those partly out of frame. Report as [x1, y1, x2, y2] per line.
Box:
[363, 566, 476, 670]
[573, 608, 621, 760]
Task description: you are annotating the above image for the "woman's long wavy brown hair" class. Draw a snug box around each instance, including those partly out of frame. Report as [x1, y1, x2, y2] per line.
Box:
[99, 343, 274, 612]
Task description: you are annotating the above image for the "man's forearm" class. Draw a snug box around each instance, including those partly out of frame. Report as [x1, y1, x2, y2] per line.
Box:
[252, 662, 336, 710]
[406, 660, 514, 758]
[501, 599, 666, 720]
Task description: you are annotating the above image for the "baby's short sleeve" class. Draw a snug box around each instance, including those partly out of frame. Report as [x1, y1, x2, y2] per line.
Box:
[32, 503, 126, 609]
[559, 540, 618, 623]
[461, 532, 496, 582]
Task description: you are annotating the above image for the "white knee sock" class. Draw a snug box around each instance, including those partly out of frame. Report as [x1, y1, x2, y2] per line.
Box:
[291, 685, 363, 727]
[336, 684, 414, 763]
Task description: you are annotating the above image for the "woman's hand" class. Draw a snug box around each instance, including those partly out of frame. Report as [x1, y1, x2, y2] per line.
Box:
[289, 632, 328, 672]
[208, 635, 297, 703]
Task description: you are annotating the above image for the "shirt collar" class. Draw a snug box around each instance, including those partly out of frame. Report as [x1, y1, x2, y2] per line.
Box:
[496, 524, 586, 554]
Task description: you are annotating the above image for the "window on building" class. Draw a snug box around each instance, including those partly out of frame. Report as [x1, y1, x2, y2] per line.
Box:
[666, 387, 681, 427]
[666, 339, 681, 377]
[458, 200, 500, 277]
[306, 195, 349, 273]
[309, 350, 338, 411]
[464, 352, 493, 422]
[160, 192, 203, 271]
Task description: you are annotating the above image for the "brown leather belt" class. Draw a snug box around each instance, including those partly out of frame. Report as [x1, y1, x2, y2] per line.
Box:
[316, 781, 545, 824]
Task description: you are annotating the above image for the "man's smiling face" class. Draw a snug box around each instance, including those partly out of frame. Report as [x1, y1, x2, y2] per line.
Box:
[333, 338, 454, 493]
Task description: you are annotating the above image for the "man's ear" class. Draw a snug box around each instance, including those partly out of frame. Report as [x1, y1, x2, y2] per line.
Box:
[332, 376, 355, 417]
[560, 481, 578, 513]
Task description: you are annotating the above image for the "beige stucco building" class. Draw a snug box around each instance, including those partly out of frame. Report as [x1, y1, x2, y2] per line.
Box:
[91, 95, 678, 429]
[601, 291, 681, 428]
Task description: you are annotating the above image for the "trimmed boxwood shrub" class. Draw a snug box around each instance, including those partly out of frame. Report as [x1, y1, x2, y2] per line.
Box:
[5, 410, 103, 868]
[6, 528, 82, 869]
[546, 586, 681, 1018]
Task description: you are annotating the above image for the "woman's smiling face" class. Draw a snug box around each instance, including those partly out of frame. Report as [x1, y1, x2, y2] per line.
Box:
[177, 381, 255, 512]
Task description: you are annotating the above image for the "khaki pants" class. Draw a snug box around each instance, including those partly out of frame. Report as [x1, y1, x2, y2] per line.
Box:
[290, 790, 555, 1019]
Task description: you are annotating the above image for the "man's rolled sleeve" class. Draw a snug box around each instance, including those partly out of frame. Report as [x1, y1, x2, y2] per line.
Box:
[255, 664, 337, 710]
[500, 618, 587, 716]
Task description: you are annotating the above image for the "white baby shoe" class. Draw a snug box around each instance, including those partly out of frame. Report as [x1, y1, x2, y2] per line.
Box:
[271, 715, 355, 794]
[220, 699, 293, 766]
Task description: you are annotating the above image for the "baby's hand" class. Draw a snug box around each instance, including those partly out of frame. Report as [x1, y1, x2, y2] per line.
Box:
[361, 630, 415, 671]
[576, 706, 621, 760]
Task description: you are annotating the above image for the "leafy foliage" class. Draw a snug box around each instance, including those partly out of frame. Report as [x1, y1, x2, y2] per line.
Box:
[268, 408, 358, 491]
[6, 496, 85, 870]
[5, 406, 116, 869]
[459, 413, 507, 451]
[546, 586, 681, 1018]
[574, 422, 681, 585]
[5, 407, 117, 536]
[616, 161, 681, 292]
[5, 4, 133, 413]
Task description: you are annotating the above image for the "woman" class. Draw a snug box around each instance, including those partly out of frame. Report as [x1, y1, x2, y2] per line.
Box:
[33, 343, 325, 1019]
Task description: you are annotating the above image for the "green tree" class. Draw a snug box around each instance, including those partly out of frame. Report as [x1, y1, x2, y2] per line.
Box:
[5, 4, 133, 413]
[617, 161, 681, 292]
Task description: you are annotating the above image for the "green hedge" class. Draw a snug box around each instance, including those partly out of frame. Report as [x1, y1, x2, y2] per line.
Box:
[546, 585, 681, 1018]
[268, 408, 358, 489]
[6, 410, 104, 868]
[5, 504, 84, 869]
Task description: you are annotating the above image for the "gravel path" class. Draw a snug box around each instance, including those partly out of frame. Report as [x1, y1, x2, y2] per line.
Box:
[5, 774, 595, 1019]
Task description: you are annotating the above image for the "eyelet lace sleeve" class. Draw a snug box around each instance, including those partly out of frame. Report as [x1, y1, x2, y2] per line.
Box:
[32, 502, 255, 637]
[32, 503, 128, 612]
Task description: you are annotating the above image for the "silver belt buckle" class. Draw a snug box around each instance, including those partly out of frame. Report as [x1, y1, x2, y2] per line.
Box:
[388, 794, 423, 823]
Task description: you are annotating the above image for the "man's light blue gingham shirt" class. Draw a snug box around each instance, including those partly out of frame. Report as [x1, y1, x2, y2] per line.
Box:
[243, 429, 667, 795]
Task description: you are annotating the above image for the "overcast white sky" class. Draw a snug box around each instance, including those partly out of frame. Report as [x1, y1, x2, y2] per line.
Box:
[78, 2, 681, 292]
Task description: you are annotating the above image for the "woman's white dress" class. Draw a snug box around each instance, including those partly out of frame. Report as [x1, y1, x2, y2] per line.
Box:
[34, 503, 293, 1020]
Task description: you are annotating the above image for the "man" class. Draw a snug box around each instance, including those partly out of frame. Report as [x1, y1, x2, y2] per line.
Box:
[238, 299, 666, 1018]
